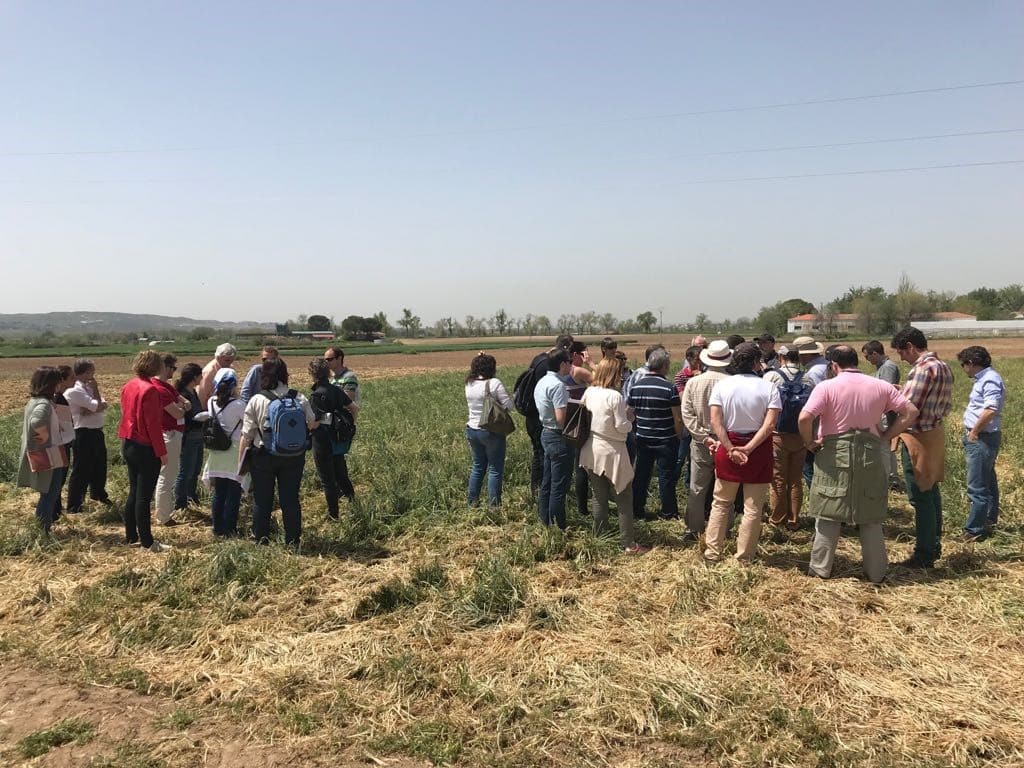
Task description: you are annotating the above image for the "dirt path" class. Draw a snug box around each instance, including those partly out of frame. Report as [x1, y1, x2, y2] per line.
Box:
[0, 664, 423, 767]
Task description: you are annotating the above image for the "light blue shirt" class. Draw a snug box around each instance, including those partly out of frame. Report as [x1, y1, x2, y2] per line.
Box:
[534, 371, 569, 431]
[240, 363, 263, 405]
[964, 367, 1004, 432]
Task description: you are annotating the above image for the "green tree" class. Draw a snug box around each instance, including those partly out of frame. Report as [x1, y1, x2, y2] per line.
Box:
[893, 274, 931, 327]
[636, 311, 657, 333]
[491, 308, 509, 336]
[373, 311, 391, 336]
[307, 314, 332, 331]
[398, 308, 421, 338]
[753, 298, 815, 336]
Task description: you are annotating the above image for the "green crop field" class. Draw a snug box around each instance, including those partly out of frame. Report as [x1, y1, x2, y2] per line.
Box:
[0, 362, 1022, 767]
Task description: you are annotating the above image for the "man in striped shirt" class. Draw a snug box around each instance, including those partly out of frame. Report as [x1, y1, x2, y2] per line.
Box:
[627, 348, 683, 520]
[891, 327, 953, 568]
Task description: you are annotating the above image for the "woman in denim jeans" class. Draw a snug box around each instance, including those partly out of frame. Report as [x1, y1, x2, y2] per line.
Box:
[174, 363, 204, 511]
[464, 354, 514, 506]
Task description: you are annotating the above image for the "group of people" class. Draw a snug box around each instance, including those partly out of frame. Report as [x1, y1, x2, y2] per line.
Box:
[472, 328, 1004, 581]
[17, 343, 361, 552]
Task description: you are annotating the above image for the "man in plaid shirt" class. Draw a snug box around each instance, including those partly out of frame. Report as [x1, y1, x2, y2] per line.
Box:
[891, 327, 953, 568]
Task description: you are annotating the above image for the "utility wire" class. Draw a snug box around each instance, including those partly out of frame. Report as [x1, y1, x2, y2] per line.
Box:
[675, 159, 1024, 186]
[0, 78, 1020, 158]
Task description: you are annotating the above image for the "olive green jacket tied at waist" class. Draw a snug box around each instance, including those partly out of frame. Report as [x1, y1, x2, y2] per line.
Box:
[809, 430, 888, 525]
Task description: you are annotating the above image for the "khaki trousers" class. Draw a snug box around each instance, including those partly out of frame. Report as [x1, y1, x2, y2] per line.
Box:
[769, 433, 805, 525]
[154, 430, 183, 524]
[808, 519, 887, 584]
[704, 479, 769, 561]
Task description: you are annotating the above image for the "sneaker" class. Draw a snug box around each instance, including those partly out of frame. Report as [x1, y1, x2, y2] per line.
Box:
[161, 519, 180, 527]
[91, 495, 114, 506]
[146, 542, 172, 553]
[681, 531, 701, 545]
[125, 538, 140, 547]
[961, 531, 984, 543]
[624, 544, 651, 556]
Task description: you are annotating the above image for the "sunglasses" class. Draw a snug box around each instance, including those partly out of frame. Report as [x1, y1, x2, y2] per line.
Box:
[324, 356, 336, 361]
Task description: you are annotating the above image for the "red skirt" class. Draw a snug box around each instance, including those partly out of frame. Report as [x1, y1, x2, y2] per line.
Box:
[714, 431, 773, 484]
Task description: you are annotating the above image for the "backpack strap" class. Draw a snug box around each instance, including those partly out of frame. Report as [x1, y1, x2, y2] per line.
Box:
[777, 369, 795, 384]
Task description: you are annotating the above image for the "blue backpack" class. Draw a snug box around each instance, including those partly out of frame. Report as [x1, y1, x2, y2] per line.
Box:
[776, 370, 811, 434]
[261, 389, 310, 456]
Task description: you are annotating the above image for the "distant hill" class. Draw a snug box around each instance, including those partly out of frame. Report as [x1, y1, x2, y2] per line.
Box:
[0, 312, 274, 335]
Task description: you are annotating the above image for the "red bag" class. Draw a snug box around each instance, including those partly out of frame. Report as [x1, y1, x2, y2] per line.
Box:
[27, 444, 68, 473]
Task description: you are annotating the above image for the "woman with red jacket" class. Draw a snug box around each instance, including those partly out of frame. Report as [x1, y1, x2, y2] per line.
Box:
[118, 350, 171, 552]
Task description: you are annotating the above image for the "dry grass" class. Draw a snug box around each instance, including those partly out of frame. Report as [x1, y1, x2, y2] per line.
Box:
[0, 361, 1023, 767]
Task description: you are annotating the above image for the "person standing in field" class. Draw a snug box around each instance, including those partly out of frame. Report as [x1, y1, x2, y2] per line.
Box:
[799, 346, 919, 583]
[566, 341, 592, 518]
[862, 340, 903, 489]
[681, 340, 732, 542]
[462, 353, 514, 508]
[891, 327, 953, 568]
[672, 344, 703, 490]
[17, 367, 69, 533]
[309, 357, 359, 518]
[51, 365, 76, 519]
[240, 345, 279, 405]
[173, 363, 204, 511]
[63, 358, 112, 512]
[704, 343, 781, 563]
[323, 346, 360, 500]
[628, 348, 684, 520]
[516, 335, 573, 496]
[240, 358, 318, 548]
[956, 345, 1005, 541]
[197, 343, 237, 409]
[202, 368, 247, 537]
[535, 349, 574, 530]
[756, 333, 779, 371]
[153, 354, 189, 527]
[579, 356, 648, 554]
[118, 350, 171, 552]
[763, 345, 809, 529]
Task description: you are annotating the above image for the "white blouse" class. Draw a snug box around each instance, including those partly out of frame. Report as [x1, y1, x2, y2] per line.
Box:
[465, 378, 514, 429]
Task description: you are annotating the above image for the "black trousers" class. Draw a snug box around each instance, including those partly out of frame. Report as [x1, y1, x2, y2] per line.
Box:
[313, 447, 355, 518]
[251, 450, 305, 546]
[525, 414, 544, 493]
[67, 427, 109, 511]
[122, 439, 159, 547]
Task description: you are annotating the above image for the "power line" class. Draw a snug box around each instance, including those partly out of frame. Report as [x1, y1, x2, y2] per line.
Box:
[0, 78, 1020, 158]
[675, 159, 1024, 186]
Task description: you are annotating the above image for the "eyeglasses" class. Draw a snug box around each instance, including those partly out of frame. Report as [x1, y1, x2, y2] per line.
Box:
[324, 356, 336, 361]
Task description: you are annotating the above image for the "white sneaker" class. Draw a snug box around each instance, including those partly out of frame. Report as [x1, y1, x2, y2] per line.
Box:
[147, 541, 172, 553]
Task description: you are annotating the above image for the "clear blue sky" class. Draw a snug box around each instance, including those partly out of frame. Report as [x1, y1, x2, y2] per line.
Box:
[2, 2, 1022, 326]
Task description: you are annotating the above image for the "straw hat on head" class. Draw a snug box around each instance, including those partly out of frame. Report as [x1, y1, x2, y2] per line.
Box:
[699, 339, 733, 370]
[792, 336, 825, 356]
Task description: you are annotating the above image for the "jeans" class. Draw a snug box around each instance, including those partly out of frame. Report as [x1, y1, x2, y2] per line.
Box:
[673, 431, 692, 488]
[122, 439, 160, 547]
[212, 477, 242, 536]
[538, 429, 573, 529]
[313, 445, 355, 518]
[525, 414, 544, 494]
[633, 436, 680, 519]
[901, 441, 943, 564]
[67, 427, 109, 511]
[964, 431, 1001, 535]
[802, 449, 815, 487]
[175, 430, 204, 509]
[154, 430, 183, 523]
[251, 450, 305, 546]
[465, 426, 507, 506]
[35, 467, 66, 530]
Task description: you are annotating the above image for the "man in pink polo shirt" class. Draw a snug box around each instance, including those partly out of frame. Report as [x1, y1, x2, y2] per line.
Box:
[798, 346, 919, 583]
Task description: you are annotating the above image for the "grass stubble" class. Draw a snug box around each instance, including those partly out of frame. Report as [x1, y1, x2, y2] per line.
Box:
[0, 364, 1022, 767]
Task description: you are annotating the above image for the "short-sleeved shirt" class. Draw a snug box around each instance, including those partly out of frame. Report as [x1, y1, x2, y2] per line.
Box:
[964, 367, 1005, 432]
[802, 370, 909, 438]
[331, 368, 360, 405]
[902, 352, 953, 433]
[709, 374, 782, 433]
[627, 373, 680, 444]
[242, 384, 317, 449]
[875, 358, 900, 386]
[534, 371, 569, 431]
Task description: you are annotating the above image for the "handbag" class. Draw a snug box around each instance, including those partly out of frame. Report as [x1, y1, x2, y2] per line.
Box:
[561, 399, 591, 449]
[27, 444, 69, 473]
[479, 380, 515, 436]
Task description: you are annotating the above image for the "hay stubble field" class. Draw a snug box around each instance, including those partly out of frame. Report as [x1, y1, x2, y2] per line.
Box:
[0, 338, 1022, 767]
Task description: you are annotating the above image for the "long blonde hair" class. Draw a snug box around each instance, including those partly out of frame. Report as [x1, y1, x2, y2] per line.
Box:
[591, 357, 623, 390]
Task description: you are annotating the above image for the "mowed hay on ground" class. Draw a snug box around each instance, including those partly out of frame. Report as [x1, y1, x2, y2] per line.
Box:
[0, 361, 1023, 767]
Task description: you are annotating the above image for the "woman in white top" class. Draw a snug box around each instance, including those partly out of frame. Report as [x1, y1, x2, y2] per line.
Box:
[464, 353, 514, 506]
[239, 358, 317, 547]
[202, 368, 247, 537]
[580, 357, 647, 554]
[51, 365, 77, 518]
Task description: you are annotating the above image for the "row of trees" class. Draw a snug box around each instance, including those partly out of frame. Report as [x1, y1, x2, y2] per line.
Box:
[752, 279, 1024, 337]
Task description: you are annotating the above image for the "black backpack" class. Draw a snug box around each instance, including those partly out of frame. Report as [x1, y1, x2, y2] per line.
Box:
[512, 353, 548, 416]
[203, 401, 240, 451]
[310, 387, 356, 444]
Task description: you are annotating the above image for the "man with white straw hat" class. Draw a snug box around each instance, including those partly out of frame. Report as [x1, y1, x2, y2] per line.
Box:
[680, 340, 732, 543]
[793, 336, 827, 487]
